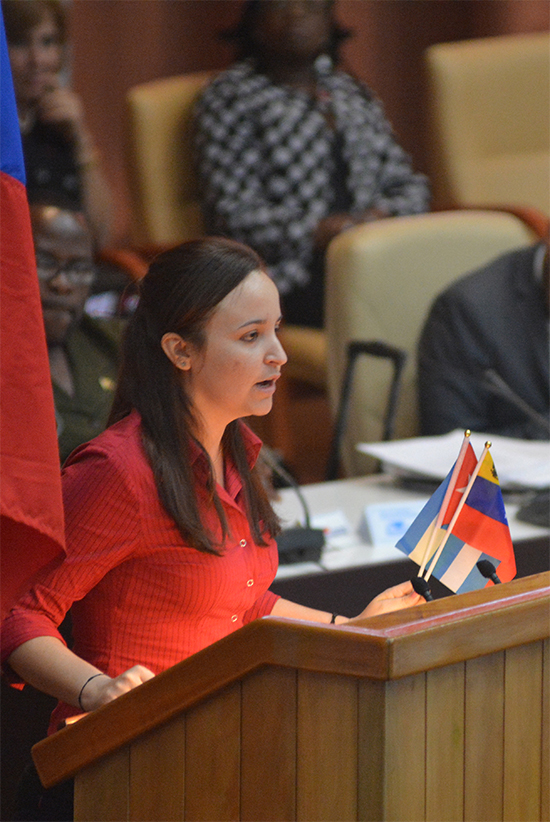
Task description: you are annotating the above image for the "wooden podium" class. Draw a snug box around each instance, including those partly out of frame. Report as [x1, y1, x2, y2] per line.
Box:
[33, 572, 549, 822]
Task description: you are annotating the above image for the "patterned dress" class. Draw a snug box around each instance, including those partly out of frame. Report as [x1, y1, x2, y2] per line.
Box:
[194, 57, 430, 325]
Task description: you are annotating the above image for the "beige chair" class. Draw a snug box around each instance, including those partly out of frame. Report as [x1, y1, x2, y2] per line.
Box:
[425, 32, 550, 217]
[325, 209, 539, 476]
[126, 71, 215, 248]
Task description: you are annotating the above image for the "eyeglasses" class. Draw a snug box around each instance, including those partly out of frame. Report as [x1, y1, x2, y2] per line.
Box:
[35, 252, 96, 285]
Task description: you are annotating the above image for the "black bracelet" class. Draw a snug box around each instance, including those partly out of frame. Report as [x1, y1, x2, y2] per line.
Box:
[330, 613, 338, 624]
[78, 673, 106, 711]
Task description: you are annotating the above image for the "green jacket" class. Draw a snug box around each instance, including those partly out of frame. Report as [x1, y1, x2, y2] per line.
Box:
[54, 315, 125, 464]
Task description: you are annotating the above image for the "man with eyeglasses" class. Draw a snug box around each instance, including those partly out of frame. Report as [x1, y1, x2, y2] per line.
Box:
[31, 199, 125, 463]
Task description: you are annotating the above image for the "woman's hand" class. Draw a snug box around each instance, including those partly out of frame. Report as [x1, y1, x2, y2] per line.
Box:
[35, 78, 113, 245]
[79, 665, 156, 713]
[350, 580, 424, 622]
[8, 637, 155, 714]
[37, 80, 86, 144]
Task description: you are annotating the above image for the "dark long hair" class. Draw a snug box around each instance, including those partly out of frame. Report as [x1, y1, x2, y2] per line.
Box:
[221, 0, 351, 65]
[2, 0, 67, 46]
[109, 237, 280, 555]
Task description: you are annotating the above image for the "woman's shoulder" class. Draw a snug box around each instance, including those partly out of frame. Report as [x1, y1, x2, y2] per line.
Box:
[62, 410, 147, 481]
[328, 67, 375, 101]
[197, 61, 269, 107]
[61, 412, 155, 540]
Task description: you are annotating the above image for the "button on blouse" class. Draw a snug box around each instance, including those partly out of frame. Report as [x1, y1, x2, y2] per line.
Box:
[1, 411, 280, 735]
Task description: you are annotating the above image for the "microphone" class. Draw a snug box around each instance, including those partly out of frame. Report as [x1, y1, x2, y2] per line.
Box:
[261, 447, 325, 565]
[476, 559, 502, 585]
[412, 576, 434, 601]
[484, 369, 550, 436]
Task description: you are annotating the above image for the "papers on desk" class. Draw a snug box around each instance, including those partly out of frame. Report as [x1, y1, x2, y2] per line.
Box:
[357, 430, 550, 491]
[308, 506, 416, 569]
[310, 502, 428, 556]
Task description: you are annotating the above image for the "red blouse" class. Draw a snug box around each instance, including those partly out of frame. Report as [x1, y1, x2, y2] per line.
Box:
[1, 411, 280, 732]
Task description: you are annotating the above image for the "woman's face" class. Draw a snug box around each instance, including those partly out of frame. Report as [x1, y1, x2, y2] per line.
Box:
[252, 0, 333, 64]
[181, 269, 287, 433]
[8, 11, 63, 105]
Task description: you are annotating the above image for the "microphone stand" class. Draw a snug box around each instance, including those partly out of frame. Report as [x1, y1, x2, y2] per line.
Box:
[261, 447, 325, 564]
[476, 559, 502, 585]
[484, 369, 550, 436]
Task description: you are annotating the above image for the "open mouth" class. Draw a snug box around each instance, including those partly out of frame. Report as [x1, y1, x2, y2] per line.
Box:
[255, 376, 279, 391]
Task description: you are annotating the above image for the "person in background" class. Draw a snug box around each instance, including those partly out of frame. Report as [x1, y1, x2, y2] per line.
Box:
[193, 0, 430, 328]
[2, 237, 423, 820]
[418, 240, 550, 440]
[31, 198, 125, 463]
[3, 0, 113, 247]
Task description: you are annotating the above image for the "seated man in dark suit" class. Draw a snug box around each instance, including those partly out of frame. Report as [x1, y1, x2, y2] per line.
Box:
[31, 198, 125, 462]
[417, 240, 549, 440]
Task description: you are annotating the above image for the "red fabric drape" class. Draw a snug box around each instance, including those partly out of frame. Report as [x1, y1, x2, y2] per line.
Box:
[0, 171, 65, 622]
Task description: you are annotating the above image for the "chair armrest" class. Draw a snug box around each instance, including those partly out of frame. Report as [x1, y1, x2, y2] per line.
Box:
[442, 205, 549, 242]
[97, 247, 149, 282]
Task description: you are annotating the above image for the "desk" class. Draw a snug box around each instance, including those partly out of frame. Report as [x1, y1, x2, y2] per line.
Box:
[271, 475, 549, 615]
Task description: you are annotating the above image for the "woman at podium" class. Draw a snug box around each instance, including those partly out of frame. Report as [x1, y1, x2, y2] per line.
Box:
[2, 238, 422, 818]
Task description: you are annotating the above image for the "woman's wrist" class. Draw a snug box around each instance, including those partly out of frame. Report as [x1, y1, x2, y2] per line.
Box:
[77, 672, 109, 712]
[328, 613, 349, 625]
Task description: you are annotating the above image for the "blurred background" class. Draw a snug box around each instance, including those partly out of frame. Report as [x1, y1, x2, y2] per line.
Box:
[67, 0, 550, 242]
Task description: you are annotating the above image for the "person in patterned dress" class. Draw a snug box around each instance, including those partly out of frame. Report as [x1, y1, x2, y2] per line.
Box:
[194, 0, 430, 327]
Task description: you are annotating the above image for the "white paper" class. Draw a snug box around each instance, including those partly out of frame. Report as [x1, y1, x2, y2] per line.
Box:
[357, 430, 550, 490]
[310, 509, 352, 539]
[310, 509, 358, 551]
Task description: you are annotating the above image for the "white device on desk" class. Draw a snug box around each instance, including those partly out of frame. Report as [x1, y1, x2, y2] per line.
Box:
[273, 474, 550, 580]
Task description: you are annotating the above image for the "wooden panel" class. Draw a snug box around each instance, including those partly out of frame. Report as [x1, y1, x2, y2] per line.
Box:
[297, 670, 358, 821]
[426, 662, 465, 820]
[184, 683, 241, 821]
[74, 746, 129, 822]
[385, 673, 426, 822]
[464, 651, 505, 822]
[33, 573, 550, 790]
[374, 582, 550, 680]
[241, 666, 298, 821]
[503, 641, 543, 822]
[129, 714, 186, 821]
[542, 638, 549, 822]
[358, 679, 386, 821]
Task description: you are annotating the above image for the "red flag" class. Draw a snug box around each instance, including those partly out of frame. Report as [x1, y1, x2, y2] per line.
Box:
[0, 11, 65, 622]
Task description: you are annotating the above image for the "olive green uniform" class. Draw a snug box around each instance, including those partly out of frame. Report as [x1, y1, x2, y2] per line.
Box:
[54, 315, 125, 463]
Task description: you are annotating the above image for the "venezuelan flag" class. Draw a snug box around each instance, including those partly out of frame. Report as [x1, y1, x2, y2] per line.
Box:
[396, 444, 516, 594]
[1, 8, 65, 620]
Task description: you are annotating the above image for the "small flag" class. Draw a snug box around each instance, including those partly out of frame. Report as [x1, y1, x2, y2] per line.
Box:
[396, 443, 516, 594]
[0, 8, 65, 621]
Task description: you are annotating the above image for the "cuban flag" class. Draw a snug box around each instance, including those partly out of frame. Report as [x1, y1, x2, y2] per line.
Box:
[396, 443, 516, 594]
[0, 8, 65, 622]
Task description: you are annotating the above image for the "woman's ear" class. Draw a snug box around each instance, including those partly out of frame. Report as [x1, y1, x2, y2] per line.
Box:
[161, 333, 191, 371]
